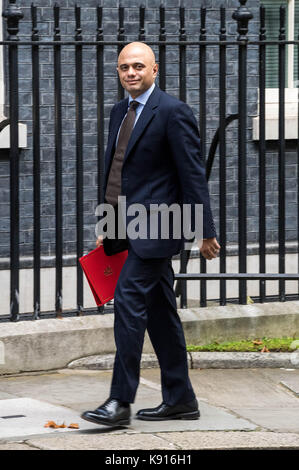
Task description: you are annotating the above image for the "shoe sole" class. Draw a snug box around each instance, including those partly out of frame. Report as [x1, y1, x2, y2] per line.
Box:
[81, 414, 131, 427]
[136, 410, 200, 421]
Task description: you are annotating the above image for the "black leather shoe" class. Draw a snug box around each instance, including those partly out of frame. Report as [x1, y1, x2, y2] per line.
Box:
[81, 398, 131, 427]
[136, 398, 200, 421]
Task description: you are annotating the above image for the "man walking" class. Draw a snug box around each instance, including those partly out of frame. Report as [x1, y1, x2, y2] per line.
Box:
[81, 42, 220, 427]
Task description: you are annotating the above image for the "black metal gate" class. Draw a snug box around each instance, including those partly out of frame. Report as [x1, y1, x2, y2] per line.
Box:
[2, 0, 299, 321]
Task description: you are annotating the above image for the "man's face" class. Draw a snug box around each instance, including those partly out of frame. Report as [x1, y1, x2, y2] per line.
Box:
[117, 46, 158, 98]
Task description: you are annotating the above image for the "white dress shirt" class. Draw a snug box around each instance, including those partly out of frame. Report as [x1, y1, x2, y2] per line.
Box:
[116, 82, 156, 145]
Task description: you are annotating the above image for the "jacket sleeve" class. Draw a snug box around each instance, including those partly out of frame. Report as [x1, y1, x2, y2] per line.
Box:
[166, 101, 217, 239]
[96, 104, 118, 232]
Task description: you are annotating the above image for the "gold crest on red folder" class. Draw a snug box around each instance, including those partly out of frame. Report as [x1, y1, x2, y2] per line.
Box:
[79, 245, 128, 306]
[104, 266, 113, 277]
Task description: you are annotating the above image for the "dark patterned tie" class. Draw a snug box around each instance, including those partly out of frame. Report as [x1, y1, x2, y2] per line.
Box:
[105, 100, 139, 206]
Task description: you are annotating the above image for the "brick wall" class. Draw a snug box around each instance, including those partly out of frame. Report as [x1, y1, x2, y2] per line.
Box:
[0, 0, 297, 260]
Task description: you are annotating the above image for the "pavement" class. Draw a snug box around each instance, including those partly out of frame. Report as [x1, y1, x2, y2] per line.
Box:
[0, 366, 299, 450]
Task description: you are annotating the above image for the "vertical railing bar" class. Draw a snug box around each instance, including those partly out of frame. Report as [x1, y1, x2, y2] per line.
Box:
[75, 4, 84, 315]
[298, 29, 299, 297]
[159, 4, 166, 91]
[3, 1, 23, 322]
[238, 25, 247, 305]
[219, 4, 227, 306]
[96, 4, 105, 314]
[259, 5, 266, 303]
[31, 3, 41, 319]
[117, 3, 125, 101]
[179, 4, 187, 308]
[199, 6, 207, 307]
[232, 1, 253, 305]
[139, 4, 145, 41]
[53, 3, 63, 317]
[278, 5, 286, 302]
[179, 5, 186, 103]
[238, 16, 247, 305]
[97, 5, 104, 206]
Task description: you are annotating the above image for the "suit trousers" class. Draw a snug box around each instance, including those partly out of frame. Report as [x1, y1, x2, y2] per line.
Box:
[109, 241, 196, 405]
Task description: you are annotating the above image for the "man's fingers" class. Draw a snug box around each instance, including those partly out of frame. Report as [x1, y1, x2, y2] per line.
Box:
[206, 251, 217, 259]
[200, 240, 220, 260]
[208, 241, 220, 255]
[96, 235, 103, 247]
[198, 238, 221, 254]
[200, 248, 214, 260]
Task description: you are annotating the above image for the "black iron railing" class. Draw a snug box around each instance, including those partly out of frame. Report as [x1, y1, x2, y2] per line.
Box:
[1, 0, 299, 321]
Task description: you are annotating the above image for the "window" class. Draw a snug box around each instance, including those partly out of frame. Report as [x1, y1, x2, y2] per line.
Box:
[261, 0, 299, 88]
[253, 0, 299, 140]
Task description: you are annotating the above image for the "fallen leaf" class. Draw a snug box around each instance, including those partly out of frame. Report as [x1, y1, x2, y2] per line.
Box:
[44, 420, 66, 429]
[253, 340, 263, 345]
[68, 423, 79, 429]
[261, 346, 270, 353]
[44, 420, 56, 428]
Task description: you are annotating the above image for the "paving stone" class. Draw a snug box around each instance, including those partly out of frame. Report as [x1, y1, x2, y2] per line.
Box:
[280, 375, 299, 397]
[231, 409, 299, 433]
[0, 398, 99, 440]
[175, 368, 299, 409]
[27, 433, 177, 450]
[0, 442, 36, 450]
[155, 431, 299, 450]
[26, 430, 299, 451]
[0, 391, 16, 400]
[1, 367, 299, 448]
[129, 401, 256, 433]
[0, 370, 115, 409]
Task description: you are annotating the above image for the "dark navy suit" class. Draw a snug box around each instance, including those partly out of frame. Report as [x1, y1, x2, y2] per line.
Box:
[102, 85, 217, 405]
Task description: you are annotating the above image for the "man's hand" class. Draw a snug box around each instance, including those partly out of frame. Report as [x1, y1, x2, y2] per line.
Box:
[96, 235, 104, 247]
[198, 237, 220, 260]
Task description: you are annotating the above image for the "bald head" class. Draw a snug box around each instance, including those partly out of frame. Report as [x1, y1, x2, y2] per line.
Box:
[118, 42, 156, 66]
[117, 42, 158, 99]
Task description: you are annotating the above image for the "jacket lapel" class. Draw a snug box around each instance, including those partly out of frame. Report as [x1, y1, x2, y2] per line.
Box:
[104, 86, 162, 186]
[123, 85, 161, 165]
[105, 98, 128, 173]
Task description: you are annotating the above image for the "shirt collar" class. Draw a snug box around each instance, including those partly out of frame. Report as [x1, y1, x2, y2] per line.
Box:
[128, 82, 155, 107]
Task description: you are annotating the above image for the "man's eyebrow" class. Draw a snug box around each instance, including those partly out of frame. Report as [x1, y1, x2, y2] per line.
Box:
[118, 62, 146, 67]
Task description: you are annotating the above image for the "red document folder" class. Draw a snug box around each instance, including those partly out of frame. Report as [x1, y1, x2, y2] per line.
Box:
[79, 245, 128, 306]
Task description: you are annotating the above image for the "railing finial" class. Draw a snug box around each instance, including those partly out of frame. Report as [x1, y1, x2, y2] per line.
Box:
[232, 0, 253, 41]
[3, 0, 23, 41]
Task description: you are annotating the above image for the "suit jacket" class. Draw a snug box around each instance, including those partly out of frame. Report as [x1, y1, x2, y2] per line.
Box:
[102, 85, 217, 259]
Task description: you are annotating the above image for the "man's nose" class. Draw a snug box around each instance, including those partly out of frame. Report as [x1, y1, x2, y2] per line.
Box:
[127, 66, 136, 75]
